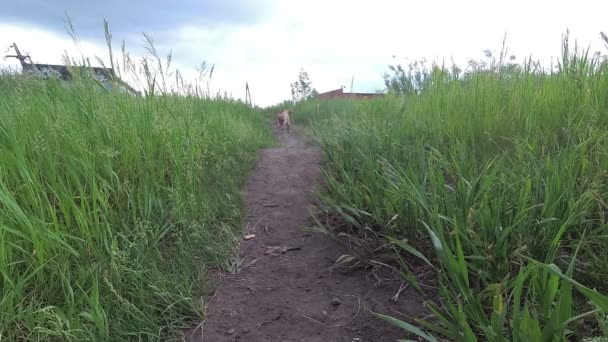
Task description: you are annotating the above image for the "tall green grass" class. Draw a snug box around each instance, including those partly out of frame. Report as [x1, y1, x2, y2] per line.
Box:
[295, 38, 608, 340]
[0, 74, 271, 340]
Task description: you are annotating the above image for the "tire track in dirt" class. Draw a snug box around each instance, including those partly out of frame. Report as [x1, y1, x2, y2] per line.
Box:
[186, 128, 422, 342]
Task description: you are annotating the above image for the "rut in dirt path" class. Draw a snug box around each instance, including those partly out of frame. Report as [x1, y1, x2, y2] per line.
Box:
[186, 129, 422, 342]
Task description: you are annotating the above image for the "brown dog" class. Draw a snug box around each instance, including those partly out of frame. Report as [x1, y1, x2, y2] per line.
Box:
[275, 109, 292, 133]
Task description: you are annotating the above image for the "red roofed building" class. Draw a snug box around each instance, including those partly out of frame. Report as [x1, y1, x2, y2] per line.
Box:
[317, 88, 383, 100]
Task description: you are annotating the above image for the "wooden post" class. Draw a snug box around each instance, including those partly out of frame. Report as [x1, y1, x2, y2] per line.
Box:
[245, 81, 252, 107]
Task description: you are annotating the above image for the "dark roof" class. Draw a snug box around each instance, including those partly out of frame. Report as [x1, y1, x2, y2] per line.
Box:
[5, 43, 140, 96]
[22, 63, 112, 80]
[22, 63, 140, 95]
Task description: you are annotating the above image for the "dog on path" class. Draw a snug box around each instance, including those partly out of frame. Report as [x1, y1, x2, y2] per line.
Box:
[275, 109, 292, 133]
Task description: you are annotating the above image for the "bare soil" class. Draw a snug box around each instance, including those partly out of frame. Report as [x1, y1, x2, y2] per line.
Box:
[186, 128, 422, 342]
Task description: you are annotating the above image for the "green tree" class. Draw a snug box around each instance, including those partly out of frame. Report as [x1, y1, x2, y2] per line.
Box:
[291, 68, 317, 102]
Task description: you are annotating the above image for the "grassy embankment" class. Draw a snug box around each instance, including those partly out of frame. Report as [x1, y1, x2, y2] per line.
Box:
[0, 67, 271, 340]
[294, 38, 608, 340]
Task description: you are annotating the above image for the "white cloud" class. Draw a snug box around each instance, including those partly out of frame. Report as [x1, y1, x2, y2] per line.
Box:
[1, 24, 111, 68]
[2, 0, 608, 105]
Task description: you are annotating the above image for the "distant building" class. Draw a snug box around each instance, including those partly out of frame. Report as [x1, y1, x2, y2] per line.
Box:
[317, 88, 383, 100]
[5, 43, 140, 96]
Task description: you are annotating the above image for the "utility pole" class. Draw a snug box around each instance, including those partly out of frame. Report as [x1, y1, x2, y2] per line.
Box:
[245, 81, 252, 107]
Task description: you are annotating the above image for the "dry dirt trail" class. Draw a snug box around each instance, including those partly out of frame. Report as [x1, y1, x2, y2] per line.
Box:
[186, 128, 421, 342]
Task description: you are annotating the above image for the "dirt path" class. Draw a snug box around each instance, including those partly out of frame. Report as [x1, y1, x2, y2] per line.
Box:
[186, 129, 421, 342]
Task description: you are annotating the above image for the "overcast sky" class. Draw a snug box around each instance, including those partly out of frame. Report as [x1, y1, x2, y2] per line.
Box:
[1, 0, 607, 105]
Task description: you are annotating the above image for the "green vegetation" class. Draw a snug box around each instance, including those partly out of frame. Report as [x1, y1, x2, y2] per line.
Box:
[0, 74, 271, 340]
[294, 37, 608, 340]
